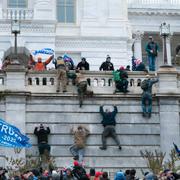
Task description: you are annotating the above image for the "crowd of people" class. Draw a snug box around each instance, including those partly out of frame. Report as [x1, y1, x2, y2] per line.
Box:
[1, 163, 180, 180]
[1, 37, 178, 180]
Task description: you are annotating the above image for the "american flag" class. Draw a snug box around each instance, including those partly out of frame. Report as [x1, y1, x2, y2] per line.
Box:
[132, 56, 136, 71]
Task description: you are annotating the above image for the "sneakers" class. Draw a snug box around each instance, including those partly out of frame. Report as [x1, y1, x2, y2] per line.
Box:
[99, 146, 107, 150]
[56, 89, 60, 93]
[63, 90, 67, 93]
[119, 146, 122, 150]
[73, 155, 79, 160]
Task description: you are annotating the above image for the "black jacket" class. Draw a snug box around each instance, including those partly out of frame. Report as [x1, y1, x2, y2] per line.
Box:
[76, 61, 89, 70]
[100, 106, 117, 127]
[34, 127, 50, 143]
[99, 61, 114, 71]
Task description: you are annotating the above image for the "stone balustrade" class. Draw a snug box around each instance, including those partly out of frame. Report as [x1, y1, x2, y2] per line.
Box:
[0, 68, 179, 94]
[128, 0, 180, 7]
[2, 8, 34, 20]
[25, 70, 157, 94]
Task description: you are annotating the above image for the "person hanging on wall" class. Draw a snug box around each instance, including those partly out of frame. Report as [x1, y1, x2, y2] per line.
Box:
[145, 36, 159, 71]
[34, 124, 51, 156]
[99, 105, 122, 150]
[29, 54, 54, 71]
[99, 55, 114, 71]
[141, 74, 158, 118]
[69, 125, 90, 164]
[75, 70, 93, 107]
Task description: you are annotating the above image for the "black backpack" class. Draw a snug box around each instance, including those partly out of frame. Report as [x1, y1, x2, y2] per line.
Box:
[141, 79, 149, 90]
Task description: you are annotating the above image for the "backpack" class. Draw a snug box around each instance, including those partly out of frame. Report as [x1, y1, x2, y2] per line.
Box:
[141, 79, 149, 90]
[113, 71, 121, 82]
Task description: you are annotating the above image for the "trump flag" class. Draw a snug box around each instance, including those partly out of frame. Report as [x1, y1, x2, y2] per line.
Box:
[0, 119, 31, 148]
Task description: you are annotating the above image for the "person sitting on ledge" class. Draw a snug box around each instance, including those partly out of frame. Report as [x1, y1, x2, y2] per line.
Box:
[1, 56, 11, 70]
[113, 66, 129, 93]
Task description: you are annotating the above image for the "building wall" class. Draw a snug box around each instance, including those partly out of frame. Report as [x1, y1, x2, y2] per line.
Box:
[0, 65, 179, 176]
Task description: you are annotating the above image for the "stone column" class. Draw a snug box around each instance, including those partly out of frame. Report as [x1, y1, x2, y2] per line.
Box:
[0, 1, 2, 19]
[0, 50, 4, 69]
[34, 0, 56, 20]
[157, 67, 179, 160]
[133, 31, 144, 61]
[4, 64, 27, 164]
[166, 36, 172, 65]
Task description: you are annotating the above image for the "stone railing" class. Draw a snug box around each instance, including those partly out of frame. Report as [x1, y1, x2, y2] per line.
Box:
[1, 68, 179, 94]
[128, 0, 180, 9]
[2, 8, 34, 20]
[25, 70, 157, 94]
[0, 71, 6, 91]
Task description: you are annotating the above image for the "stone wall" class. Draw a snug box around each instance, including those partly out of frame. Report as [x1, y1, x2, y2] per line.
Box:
[0, 65, 179, 177]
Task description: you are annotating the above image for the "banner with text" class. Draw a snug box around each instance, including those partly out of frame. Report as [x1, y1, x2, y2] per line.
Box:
[0, 119, 31, 148]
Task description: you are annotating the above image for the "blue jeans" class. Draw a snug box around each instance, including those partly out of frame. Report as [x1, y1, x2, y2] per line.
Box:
[69, 144, 85, 163]
[141, 93, 152, 114]
[148, 56, 156, 71]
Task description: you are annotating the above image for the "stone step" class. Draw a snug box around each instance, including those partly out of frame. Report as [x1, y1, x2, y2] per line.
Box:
[26, 112, 160, 124]
[26, 124, 160, 134]
[26, 145, 160, 157]
[26, 104, 159, 113]
[28, 134, 160, 145]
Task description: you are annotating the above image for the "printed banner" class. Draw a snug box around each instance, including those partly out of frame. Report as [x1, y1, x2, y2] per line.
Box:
[32, 48, 54, 56]
[0, 119, 31, 148]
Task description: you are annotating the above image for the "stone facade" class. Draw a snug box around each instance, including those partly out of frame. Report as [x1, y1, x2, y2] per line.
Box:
[0, 64, 179, 176]
[0, 0, 180, 70]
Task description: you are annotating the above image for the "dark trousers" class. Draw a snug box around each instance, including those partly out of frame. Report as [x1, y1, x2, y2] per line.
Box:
[115, 80, 128, 92]
[38, 143, 51, 155]
[101, 125, 120, 148]
[77, 81, 87, 107]
[141, 93, 152, 114]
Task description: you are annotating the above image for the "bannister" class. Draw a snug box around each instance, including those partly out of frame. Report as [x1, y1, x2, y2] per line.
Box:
[25, 70, 157, 94]
[128, 0, 180, 9]
[2, 8, 34, 20]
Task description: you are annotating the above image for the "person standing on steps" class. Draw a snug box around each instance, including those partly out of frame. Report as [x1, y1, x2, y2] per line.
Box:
[99, 105, 122, 150]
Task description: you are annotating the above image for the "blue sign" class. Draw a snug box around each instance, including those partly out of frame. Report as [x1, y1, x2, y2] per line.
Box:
[33, 48, 54, 56]
[0, 119, 31, 148]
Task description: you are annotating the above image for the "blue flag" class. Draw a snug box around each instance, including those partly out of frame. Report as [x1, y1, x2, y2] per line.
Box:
[0, 119, 31, 148]
[33, 48, 54, 56]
